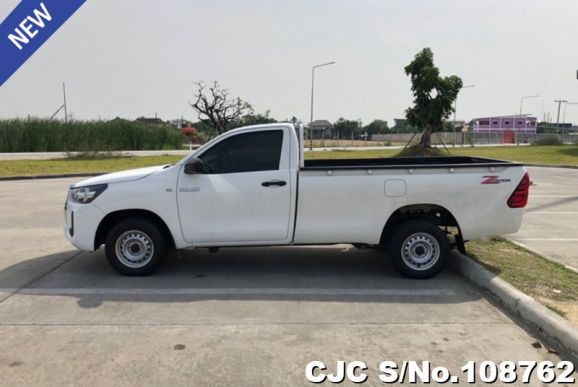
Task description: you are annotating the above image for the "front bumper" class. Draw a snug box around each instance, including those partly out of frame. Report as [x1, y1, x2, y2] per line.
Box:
[64, 199, 105, 251]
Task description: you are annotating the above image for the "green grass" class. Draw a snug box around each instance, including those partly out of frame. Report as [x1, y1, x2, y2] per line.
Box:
[306, 145, 578, 165]
[468, 237, 578, 323]
[452, 145, 578, 165]
[0, 145, 577, 177]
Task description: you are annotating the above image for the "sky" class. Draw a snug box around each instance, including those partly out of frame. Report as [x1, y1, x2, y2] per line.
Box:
[1, 0, 578, 126]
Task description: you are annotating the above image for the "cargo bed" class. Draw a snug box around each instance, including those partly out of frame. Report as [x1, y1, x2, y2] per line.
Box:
[302, 156, 522, 170]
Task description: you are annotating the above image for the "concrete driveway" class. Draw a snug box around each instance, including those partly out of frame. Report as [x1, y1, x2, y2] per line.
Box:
[0, 178, 570, 386]
[508, 167, 578, 272]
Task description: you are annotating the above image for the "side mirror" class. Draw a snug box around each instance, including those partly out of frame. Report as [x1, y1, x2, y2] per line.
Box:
[184, 157, 204, 174]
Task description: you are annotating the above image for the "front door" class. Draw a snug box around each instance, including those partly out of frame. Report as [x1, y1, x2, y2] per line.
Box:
[177, 129, 292, 244]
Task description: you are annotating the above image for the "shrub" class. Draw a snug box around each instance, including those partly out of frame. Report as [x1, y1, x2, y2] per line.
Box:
[532, 136, 563, 146]
[0, 119, 184, 152]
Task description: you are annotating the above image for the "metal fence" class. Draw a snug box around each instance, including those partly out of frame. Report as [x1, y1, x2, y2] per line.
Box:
[371, 132, 578, 146]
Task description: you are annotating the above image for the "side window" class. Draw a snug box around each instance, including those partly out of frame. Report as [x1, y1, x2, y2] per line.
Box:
[199, 130, 284, 174]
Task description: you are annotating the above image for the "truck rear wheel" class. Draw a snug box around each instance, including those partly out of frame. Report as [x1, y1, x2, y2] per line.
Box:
[105, 218, 167, 276]
[388, 220, 449, 279]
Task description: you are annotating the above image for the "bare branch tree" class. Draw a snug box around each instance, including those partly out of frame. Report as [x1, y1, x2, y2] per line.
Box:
[189, 81, 253, 134]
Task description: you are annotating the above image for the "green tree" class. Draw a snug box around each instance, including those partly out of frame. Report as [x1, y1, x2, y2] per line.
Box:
[404, 48, 462, 148]
[192, 119, 218, 142]
[334, 118, 362, 138]
[364, 119, 390, 135]
[234, 110, 277, 127]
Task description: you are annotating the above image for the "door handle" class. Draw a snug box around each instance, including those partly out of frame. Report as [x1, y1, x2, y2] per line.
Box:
[261, 180, 287, 187]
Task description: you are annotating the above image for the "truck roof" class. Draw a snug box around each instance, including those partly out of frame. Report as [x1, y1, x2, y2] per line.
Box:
[225, 122, 295, 134]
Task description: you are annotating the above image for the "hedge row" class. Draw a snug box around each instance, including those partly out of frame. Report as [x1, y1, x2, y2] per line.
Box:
[0, 119, 184, 152]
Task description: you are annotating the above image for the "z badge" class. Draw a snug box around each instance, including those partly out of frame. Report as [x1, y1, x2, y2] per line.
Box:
[481, 175, 512, 184]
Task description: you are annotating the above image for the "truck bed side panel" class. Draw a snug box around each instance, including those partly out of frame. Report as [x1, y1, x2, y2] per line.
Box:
[294, 165, 526, 244]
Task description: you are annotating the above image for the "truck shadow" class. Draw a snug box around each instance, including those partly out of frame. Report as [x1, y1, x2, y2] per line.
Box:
[0, 246, 485, 309]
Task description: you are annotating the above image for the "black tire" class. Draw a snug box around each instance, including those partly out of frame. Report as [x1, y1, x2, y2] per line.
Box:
[105, 218, 168, 276]
[387, 220, 450, 279]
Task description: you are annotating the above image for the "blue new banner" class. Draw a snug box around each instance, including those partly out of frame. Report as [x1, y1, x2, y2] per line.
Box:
[0, 0, 86, 87]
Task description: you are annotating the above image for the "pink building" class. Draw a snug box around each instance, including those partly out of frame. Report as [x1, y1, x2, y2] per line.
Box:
[469, 115, 537, 133]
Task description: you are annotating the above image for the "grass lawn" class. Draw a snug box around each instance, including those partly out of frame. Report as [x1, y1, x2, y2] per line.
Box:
[0, 145, 577, 176]
[306, 145, 578, 165]
[468, 237, 578, 326]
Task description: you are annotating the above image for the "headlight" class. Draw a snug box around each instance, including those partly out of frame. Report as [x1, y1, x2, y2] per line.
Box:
[70, 184, 108, 204]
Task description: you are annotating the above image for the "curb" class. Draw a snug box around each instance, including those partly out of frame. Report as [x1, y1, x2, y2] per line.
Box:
[451, 251, 578, 363]
[525, 163, 578, 169]
[0, 173, 103, 181]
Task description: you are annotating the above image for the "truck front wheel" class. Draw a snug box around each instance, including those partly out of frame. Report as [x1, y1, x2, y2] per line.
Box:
[388, 220, 449, 279]
[105, 218, 167, 276]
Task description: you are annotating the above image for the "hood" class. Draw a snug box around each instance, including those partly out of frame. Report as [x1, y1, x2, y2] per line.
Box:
[73, 165, 167, 187]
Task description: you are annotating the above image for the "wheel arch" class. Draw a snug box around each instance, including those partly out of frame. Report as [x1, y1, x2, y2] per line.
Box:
[94, 209, 175, 250]
[379, 203, 463, 249]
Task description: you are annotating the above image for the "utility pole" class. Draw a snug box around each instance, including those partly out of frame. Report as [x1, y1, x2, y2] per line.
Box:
[563, 102, 578, 136]
[62, 82, 68, 123]
[518, 95, 539, 145]
[452, 84, 475, 147]
[554, 99, 567, 134]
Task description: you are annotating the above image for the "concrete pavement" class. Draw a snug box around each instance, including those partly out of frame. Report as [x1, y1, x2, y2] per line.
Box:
[0, 178, 571, 386]
[507, 167, 578, 271]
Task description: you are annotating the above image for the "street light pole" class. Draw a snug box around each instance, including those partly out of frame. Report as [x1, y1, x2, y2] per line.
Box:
[518, 95, 539, 145]
[554, 99, 567, 134]
[62, 82, 68, 123]
[562, 102, 578, 138]
[563, 102, 578, 124]
[452, 84, 475, 147]
[309, 61, 335, 149]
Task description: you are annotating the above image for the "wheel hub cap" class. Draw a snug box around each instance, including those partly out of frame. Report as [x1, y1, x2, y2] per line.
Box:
[115, 230, 154, 268]
[401, 232, 440, 271]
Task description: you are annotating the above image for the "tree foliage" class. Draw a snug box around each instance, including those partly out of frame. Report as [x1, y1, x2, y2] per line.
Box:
[232, 110, 277, 128]
[195, 110, 277, 141]
[404, 48, 462, 148]
[363, 119, 390, 135]
[190, 81, 253, 134]
[334, 118, 362, 138]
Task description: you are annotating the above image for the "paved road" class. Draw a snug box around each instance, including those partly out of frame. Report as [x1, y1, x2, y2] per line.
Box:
[0, 178, 570, 386]
[508, 167, 578, 272]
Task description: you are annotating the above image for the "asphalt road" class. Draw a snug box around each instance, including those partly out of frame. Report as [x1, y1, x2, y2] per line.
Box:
[0, 178, 570, 386]
[508, 167, 578, 272]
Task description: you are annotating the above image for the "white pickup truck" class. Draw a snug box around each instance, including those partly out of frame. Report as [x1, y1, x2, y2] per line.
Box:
[65, 123, 529, 278]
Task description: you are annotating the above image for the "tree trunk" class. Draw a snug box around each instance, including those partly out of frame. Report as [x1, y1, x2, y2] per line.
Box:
[420, 129, 432, 148]
[214, 119, 224, 135]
